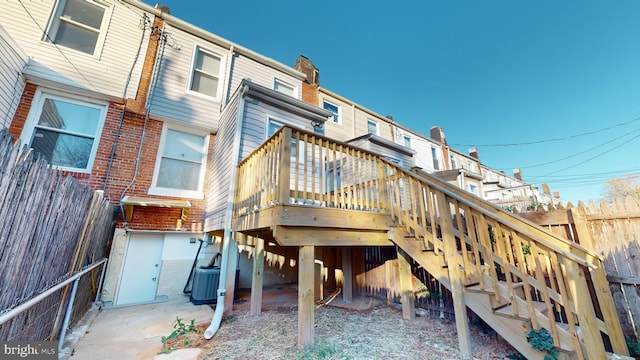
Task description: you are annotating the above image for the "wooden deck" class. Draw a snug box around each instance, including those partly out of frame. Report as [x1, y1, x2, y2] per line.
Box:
[229, 126, 629, 359]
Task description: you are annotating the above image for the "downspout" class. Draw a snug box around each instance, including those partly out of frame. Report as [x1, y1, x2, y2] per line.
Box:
[204, 82, 249, 339]
[119, 25, 167, 223]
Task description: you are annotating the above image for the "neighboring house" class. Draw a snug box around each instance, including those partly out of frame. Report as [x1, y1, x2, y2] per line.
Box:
[0, 25, 27, 129]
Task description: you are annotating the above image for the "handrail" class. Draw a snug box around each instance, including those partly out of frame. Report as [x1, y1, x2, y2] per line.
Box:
[233, 126, 625, 358]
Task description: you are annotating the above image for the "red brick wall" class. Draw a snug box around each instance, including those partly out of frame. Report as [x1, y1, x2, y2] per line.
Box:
[8, 83, 214, 232]
[301, 82, 319, 106]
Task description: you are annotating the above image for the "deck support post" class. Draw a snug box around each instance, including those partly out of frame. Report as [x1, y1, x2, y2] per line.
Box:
[353, 247, 365, 296]
[298, 245, 315, 348]
[342, 247, 353, 303]
[437, 194, 472, 357]
[398, 248, 415, 321]
[250, 236, 265, 316]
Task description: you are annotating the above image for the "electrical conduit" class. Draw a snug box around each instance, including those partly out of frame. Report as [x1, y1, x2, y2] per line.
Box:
[204, 83, 249, 339]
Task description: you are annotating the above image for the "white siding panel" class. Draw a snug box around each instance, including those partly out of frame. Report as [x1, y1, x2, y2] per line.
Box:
[149, 24, 228, 131]
[204, 93, 240, 232]
[0, 1, 148, 99]
[321, 94, 354, 142]
[0, 26, 27, 129]
[227, 55, 302, 103]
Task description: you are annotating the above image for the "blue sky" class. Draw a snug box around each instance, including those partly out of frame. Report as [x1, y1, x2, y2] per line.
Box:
[146, 1, 640, 204]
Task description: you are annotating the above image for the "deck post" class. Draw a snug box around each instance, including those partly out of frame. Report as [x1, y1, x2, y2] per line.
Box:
[353, 247, 365, 296]
[437, 194, 472, 357]
[398, 248, 415, 321]
[342, 247, 353, 303]
[250, 236, 265, 316]
[278, 127, 292, 204]
[298, 245, 315, 348]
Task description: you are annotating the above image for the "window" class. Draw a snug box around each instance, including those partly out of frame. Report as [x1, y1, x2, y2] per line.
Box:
[323, 100, 340, 124]
[274, 79, 296, 98]
[431, 147, 440, 170]
[21, 91, 106, 172]
[150, 126, 209, 199]
[49, 0, 107, 55]
[267, 118, 298, 157]
[450, 154, 457, 169]
[469, 184, 478, 195]
[403, 136, 411, 148]
[189, 47, 222, 99]
[367, 119, 378, 135]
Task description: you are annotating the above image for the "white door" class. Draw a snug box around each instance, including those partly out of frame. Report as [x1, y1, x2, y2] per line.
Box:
[116, 233, 164, 305]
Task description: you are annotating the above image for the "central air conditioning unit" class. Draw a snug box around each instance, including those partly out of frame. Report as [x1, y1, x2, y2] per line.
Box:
[190, 266, 221, 305]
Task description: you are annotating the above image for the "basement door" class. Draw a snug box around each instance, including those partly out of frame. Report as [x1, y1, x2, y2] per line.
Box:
[115, 233, 164, 305]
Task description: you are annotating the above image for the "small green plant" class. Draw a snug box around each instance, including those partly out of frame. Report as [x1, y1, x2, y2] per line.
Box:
[296, 341, 339, 360]
[527, 328, 559, 360]
[158, 317, 198, 354]
[521, 244, 531, 256]
[506, 354, 526, 360]
[627, 338, 640, 356]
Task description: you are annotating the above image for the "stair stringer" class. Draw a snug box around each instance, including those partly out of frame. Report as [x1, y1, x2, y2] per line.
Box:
[390, 229, 554, 360]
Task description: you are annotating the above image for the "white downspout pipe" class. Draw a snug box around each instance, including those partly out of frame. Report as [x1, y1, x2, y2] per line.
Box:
[204, 83, 249, 339]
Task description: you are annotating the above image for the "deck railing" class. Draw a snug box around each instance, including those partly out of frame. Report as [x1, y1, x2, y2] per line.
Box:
[233, 126, 627, 358]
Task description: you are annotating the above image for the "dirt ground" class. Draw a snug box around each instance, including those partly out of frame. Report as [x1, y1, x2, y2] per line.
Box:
[161, 297, 520, 359]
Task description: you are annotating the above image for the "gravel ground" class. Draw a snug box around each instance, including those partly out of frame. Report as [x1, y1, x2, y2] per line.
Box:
[165, 304, 520, 359]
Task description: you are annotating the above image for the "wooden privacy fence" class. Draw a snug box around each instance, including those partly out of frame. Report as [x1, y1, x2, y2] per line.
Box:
[0, 129, 116, 342]
[519, 198, 640, 344]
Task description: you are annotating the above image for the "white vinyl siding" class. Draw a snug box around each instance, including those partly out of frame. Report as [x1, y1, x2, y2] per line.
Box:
[149, 124, 209, 199]
[19, 89, 107, 173]
[47, 0, 108, 56]
[205, 94, 240, 232]
[0, 1, 149, 99]
[0, 26, 27, 129]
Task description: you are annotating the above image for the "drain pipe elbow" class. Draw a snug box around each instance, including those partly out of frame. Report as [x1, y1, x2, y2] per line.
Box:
[203, 289, 225, 339]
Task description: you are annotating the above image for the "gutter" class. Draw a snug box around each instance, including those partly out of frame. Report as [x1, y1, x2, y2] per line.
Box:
[120, 0, 306, 81]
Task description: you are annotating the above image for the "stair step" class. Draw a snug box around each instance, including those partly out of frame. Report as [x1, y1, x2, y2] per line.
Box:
[466, 281, 524, 294]
[494, 300, 549, 320]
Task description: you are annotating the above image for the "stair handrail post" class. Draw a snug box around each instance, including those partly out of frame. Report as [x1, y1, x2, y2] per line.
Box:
[278, 127, 292, 205]
[570, 206, 629, 355]
[376, 158, 390, 214]
[563, 256, 606, 359]
[436, 191, 472, 357]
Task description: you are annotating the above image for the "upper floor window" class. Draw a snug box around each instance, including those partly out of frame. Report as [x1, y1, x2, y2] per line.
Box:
[323, 100, 340, 124]
[450, 154, 457, 169]
[189, 47, 222, 99]
[21, 90, 107, 173]
[48, 0, 108, 55]
[149, 126, 209, 199]
[431, 147, 440, 170]
[274, 79, 296, 98]
[403, 136, 412, 148]
[367, 119, 378, 135]
[469, 184, 478, 195]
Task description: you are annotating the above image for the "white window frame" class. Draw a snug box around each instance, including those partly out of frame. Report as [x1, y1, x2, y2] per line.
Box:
[19, 89, 107, 173]
[403, 136, 412, 148]
[322, 100, 341, 124]
[148, 124, 209, 199]
[273, 78, 298, 98]
[46, 0, 110, 57]
[431, 147, 440, 170]
[367, 119, 379, 136]
[187, 45, 225, 101]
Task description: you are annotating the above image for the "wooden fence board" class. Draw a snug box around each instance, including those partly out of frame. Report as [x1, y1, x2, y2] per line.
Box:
[521, 197, 640, 342]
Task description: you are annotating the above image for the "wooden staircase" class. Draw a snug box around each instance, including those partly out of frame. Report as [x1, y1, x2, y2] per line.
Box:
[232, 126, 628, 359]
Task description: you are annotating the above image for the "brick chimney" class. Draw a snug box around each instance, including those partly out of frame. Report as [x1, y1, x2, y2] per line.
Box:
[513, 168, 523, 181]
[430, 126, 446, 145]
[295, 55, 319, 105]
[468, 147, 480, 160]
